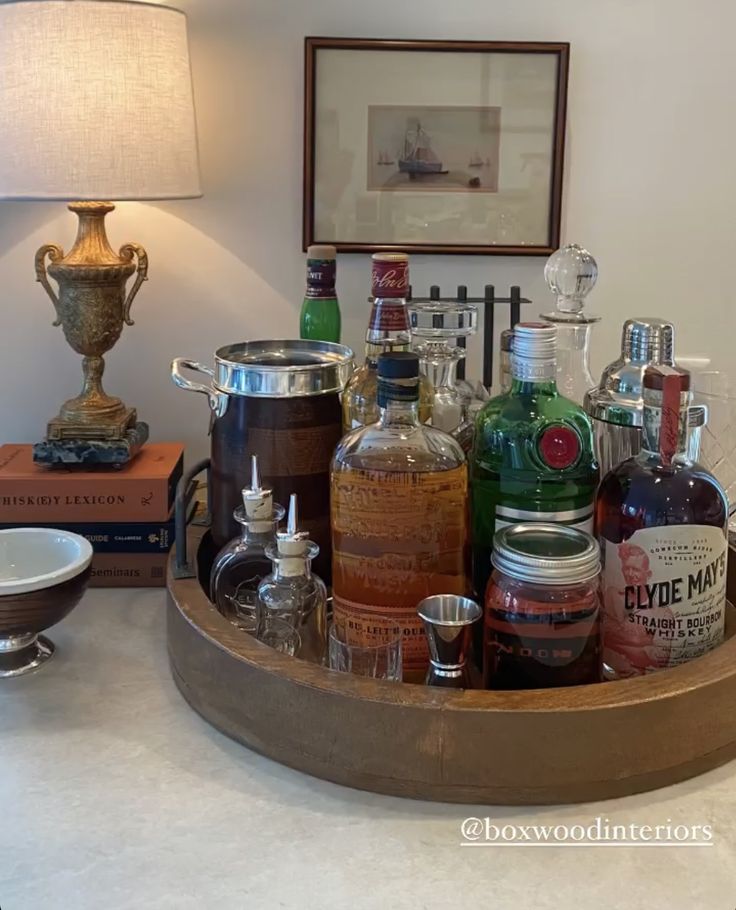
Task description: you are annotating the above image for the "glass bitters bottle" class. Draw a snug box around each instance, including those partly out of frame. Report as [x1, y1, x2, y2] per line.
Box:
[596, 365, 728, 679]
[257, 493, 327, 663]
[210, 455, 285, 632]
[471, 323, 599, 606]
[341, 252, 432, 431]
[542, 243, 599, 406]
[299, 244, 341, 343]
[331, 352, 468, 683]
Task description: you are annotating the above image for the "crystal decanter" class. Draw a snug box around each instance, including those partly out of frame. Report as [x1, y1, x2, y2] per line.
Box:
[210, 455, 285, 633]
[256, 493, 327, 663]
[542, 243, 599, 406]
[409, 295, 478, 450]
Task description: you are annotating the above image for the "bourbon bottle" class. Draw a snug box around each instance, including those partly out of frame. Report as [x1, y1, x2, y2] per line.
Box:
[331, 352, 468, 682]
[341, 252, 432, 431]
[595, 365, 728, 678]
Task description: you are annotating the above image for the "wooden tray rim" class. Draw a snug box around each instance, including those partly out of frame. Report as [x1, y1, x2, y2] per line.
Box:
[169, 563, 736, 714]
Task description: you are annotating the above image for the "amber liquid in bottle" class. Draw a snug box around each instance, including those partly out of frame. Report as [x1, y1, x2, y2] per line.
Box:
[332, 352, 468, 683]
[595, 366, 728, 678]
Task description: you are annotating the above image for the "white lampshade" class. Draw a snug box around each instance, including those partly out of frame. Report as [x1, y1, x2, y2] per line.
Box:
[0, 0, 201, 200]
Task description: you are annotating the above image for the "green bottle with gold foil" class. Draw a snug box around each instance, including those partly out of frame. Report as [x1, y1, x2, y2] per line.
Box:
[299, 245, 341, 344]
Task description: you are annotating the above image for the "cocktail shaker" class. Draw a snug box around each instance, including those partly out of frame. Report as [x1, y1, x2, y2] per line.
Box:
[584, 318, 676, 476]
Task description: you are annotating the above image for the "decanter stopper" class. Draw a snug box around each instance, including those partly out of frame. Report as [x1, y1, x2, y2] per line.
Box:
[543, 243, 598, 319]
[417, 595, 482, 688]
[242, 455, 284, 531]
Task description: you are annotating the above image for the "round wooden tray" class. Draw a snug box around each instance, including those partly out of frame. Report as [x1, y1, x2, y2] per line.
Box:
[167, 530, 736, 804]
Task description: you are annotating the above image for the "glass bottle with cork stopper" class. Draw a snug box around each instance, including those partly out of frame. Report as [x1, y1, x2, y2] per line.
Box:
[256, 493, 327, 663]
[596, 364, 728, 679]
[210, 454, 285, 632]
[341, 252, 433, 431]
[541, 243, 599, 405]
[299, 244, 341, 343]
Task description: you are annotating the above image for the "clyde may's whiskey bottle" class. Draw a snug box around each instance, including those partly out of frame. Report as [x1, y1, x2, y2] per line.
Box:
[595, 364, 728, 679]
[471, 322, 599, 604]
[341, 252, 432, 431]
[331, 352, 468, 683]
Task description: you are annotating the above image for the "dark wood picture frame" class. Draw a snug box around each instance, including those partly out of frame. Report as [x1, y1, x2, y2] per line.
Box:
[303, 37, 570, 257]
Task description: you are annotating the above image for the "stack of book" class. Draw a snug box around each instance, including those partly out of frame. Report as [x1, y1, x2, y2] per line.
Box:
[0, 443, 184, 587]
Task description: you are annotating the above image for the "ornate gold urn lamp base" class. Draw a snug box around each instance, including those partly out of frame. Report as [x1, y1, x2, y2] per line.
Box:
[32, 202, 150, 467]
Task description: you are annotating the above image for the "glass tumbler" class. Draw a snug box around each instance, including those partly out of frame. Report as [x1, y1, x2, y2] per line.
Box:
[328, 624, 403, 681]
[689, 370, 736, 537]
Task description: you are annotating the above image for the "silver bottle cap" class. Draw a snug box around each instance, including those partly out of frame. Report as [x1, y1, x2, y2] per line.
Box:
[584, 317, 676, 427]
[491, 523, 601, 586]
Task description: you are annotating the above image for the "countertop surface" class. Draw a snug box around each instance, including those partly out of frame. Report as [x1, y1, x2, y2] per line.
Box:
[2, 588, 735, 910]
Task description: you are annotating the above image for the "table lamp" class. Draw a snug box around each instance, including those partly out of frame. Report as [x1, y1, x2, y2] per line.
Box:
[0, 0, 201, 465]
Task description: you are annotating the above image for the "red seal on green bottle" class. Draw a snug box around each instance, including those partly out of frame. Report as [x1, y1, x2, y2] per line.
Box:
[538, 424, 581, 469]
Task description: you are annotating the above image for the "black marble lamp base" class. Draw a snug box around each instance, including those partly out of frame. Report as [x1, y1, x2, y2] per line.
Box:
[32, 422, 150, 468]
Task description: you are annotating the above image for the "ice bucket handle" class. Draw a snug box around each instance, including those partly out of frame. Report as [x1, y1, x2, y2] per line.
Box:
[171, 358, 229, 418]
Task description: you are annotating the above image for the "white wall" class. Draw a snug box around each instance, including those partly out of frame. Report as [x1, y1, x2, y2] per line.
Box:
[1, 0, 732, 461]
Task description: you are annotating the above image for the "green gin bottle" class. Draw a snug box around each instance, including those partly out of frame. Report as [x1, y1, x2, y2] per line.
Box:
[471, 322, 599, 602]
[299, 244, 341, 343]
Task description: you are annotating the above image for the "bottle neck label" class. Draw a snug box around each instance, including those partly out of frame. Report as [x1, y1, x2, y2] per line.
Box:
[511, 355, 557, 383]
[305, 258, 336, 299]
[377, 378, 419, 410]
[371, 258, 409, 298]
[642, 402, 688, 462]
[367, 297, 410, 335]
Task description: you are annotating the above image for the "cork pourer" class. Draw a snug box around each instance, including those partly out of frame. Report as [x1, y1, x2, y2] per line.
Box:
[258, 493, 327, 662]
[240, 454, 285, 531]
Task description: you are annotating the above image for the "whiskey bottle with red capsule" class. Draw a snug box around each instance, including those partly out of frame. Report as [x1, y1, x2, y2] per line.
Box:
[595, 365, 728, 679]
[471, 323, 599, 604]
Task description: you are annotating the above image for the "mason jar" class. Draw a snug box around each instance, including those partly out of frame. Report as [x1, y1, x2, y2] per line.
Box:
[484, 523, 602, 689]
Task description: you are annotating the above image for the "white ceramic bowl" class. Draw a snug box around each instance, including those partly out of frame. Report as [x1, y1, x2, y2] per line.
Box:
[0, 528, 93, 596]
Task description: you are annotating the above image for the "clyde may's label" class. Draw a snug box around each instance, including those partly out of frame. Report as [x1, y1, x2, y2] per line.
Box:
[602, 525, 727, 677]
[305, 258, 336, 299]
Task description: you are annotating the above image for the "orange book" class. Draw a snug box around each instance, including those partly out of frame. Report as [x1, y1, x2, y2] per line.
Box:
[0, 443, 184, 523]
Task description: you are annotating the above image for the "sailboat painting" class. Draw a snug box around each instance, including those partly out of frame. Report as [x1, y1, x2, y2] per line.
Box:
[367, 105, 501, 193]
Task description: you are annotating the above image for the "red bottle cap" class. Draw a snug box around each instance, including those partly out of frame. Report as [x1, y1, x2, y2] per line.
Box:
[371, 252, 409, 298]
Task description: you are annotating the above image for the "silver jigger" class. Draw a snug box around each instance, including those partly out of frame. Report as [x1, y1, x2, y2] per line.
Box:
[417, 594, 482, 689]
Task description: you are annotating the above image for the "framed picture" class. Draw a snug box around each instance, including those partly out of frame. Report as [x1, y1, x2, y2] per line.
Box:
[303, 38, 569, 256]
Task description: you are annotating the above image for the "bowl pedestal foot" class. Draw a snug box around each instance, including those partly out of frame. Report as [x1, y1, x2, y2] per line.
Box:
[0, 633, 55, 678]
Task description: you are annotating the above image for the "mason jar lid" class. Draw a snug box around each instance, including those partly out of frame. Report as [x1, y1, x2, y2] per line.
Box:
[491, 523, 601, 585]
